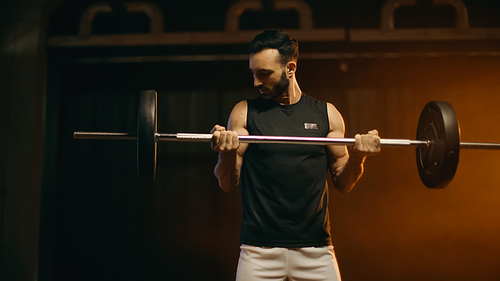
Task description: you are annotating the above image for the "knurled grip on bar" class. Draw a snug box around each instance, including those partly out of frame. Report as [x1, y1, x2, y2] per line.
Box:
[73, 131, 137, 140]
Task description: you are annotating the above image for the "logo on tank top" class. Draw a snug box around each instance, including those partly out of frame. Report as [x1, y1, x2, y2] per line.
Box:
[304, 123, 319, 130]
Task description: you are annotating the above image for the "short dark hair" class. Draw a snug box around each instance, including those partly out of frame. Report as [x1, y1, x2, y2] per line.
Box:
[248, 30, 299, 66]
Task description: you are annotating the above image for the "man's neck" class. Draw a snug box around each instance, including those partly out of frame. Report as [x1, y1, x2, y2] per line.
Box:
[274, 80, 302, 105]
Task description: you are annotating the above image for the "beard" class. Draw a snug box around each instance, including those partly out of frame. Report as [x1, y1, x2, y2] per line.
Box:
[260, 69, 289, 100]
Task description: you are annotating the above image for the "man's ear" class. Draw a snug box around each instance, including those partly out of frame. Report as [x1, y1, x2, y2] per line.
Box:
[287, 61, 297, 77]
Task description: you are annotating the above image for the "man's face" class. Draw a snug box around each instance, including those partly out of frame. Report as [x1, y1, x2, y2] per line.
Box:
[249, 49, 289, 100]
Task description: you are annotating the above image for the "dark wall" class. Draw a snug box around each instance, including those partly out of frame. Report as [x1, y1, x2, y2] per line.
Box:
[0, 0, 51, 280]
[2, 0, 500, 281]
[41, 61, 256, 280]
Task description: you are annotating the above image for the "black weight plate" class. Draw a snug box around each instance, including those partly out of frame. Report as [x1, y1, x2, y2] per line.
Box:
[416, 101, 460, 189]
[137, 90, 157, 182]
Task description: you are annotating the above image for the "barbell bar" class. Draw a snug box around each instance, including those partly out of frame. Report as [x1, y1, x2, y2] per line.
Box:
[74, 90, 500, 188]
[73, 131, 428, 146]
[73, 131, 500, 149]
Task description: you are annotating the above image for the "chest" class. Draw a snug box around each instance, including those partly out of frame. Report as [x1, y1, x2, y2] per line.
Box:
[246, 102, 329, 138]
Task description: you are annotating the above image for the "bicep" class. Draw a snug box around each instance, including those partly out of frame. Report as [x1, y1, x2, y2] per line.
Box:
[227, 100, 249, 156]
[325, 103, 348, 173]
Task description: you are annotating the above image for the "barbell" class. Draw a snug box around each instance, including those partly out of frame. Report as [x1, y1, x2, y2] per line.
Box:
[74, 90, 500, 188]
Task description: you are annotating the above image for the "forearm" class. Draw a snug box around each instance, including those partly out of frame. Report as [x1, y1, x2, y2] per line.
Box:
[332, 153, 366, 193]
[214, 151, 242, 192]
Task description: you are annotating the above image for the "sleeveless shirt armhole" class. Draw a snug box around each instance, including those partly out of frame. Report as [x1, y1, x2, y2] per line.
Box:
[325, 102, 330, 134]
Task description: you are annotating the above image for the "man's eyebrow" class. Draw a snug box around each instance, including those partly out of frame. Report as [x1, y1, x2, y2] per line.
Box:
[249, 68, 273, 73]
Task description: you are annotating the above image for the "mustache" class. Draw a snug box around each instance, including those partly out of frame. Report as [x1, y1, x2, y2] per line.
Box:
[256, 86, 269, 90]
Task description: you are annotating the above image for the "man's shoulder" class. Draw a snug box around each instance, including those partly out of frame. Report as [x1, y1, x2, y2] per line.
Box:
[301, 94, 329, 112]
[326, 102, 344, 133]
[232, 99, 248, 113]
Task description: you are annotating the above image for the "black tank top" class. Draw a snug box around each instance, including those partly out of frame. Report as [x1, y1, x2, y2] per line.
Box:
[240, 94, 332, 247]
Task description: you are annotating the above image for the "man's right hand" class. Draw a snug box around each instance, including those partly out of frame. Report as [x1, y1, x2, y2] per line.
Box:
[211, 124, 240, 152]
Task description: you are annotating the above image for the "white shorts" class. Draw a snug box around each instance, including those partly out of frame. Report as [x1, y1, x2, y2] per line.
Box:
[235, 244, 342, 281]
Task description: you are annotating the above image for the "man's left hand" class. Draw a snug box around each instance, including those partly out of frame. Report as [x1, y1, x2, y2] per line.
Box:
[352, 130, 381, 157]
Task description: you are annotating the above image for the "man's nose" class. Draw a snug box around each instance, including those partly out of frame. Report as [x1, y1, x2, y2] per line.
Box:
[253, 77, 263, 88]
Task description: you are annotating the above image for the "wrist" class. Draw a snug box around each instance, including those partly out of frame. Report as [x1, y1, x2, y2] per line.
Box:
[348, 151, 367, 163]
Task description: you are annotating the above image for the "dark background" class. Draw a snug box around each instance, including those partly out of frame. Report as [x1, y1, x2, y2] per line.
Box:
[2, 0, 500, 280]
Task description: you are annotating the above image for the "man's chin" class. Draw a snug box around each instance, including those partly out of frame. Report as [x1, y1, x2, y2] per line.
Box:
[261, 93, 271, 99]
[259, 90, 271, 98]
[260, 90, 281, 100]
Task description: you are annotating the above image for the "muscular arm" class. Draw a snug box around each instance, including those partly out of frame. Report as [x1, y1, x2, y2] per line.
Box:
[326, 103, 380, 193]
[212, 100, 249, 192]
